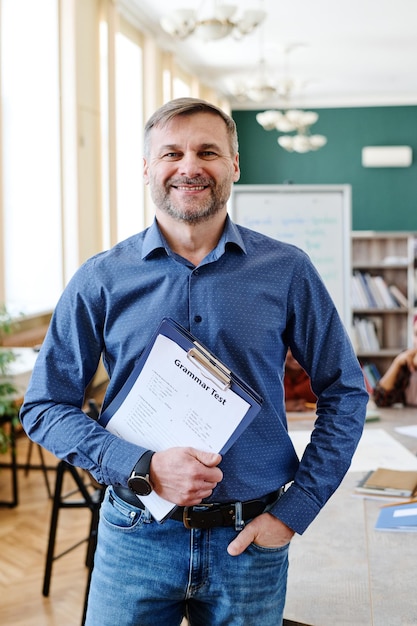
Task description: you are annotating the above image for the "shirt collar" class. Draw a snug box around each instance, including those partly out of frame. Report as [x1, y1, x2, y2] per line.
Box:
[141, 220, 169, 259]
[141, 215, 247, 261]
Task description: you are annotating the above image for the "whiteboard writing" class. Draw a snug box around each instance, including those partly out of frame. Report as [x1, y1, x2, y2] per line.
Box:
[232, 185, 351, 328]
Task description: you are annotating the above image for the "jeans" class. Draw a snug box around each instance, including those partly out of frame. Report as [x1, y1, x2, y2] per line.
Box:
[85, 486, 289, 626]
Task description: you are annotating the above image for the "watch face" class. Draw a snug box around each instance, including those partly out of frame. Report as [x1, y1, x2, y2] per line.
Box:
[128, 475, 152, 496]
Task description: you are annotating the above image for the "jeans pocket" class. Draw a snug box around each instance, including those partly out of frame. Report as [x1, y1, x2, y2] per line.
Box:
[101, 486, 148, 530]
[250, 541, 291, 553]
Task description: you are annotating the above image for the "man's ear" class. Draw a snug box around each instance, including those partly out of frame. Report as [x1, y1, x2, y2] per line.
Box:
[143, 157, 149, 185]
[233, 153, 240, 183]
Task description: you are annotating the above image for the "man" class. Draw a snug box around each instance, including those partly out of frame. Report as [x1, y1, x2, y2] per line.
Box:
[21, 98, 368, 625]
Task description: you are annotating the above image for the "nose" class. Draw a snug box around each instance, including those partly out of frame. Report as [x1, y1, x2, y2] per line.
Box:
[178, 151, 203, 177]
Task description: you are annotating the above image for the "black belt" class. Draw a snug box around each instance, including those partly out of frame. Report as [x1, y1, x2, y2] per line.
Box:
[112, 484, 283, 529]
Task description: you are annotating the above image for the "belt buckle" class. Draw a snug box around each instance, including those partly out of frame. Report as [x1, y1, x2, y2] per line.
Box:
[183, 506, 193, 529]
[182, 503, 216, 529]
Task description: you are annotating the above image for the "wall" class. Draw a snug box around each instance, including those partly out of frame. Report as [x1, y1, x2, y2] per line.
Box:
[232, 106, 417, 231]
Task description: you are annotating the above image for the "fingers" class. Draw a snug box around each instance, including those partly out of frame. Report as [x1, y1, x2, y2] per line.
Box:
[150, 447, 223, 506]
[227, 514, 295, 557]
[194, 449, 222, 468]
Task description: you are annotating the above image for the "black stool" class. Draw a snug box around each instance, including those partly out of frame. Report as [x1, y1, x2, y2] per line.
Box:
[24, 439, 53, 497]
[42, 459, 105, 625]
[0, 414, 19, 507]
[0, 416, 56, 507]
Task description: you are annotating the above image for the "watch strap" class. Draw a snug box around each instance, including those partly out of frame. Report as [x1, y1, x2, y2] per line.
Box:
[131, 450, 155, 478]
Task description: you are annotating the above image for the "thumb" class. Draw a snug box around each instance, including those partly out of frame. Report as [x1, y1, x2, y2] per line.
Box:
[227, 526, 253, 556]
[192, 449, 222, 467]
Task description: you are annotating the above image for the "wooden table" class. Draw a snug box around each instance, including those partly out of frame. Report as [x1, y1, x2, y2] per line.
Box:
[284, 406, 417, 626]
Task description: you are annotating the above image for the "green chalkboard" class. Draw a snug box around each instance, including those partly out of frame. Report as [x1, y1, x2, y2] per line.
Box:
[233, 106, 417, 232]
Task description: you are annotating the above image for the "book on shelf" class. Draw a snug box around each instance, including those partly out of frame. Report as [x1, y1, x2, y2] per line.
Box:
[361, 366, 373, 394]
[375, 501, 417, 532]
[364, 273, 385, 308]
[351, 272, 368, 309]
[362, 363, 381, 389]
[361, 363, 382, 392]
[355, 468, 417, 498]
[366, 315, 383, 346]
[388, 284, 409, 308]
[353, 317, 381, 351]
[352, 271, 400, 310]
[372, 275, 398, 309]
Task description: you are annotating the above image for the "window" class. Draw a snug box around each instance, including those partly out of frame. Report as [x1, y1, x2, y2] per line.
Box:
[100, 16, 144, 247]
[114, 28, 144, 242]
[0, 0, 218, 318]
[1, 0, 62, 315]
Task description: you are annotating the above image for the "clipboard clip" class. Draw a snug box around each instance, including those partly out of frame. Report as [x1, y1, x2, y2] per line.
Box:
[187, 342, 231, 391]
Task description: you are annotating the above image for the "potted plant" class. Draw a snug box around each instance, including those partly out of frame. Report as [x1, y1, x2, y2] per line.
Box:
[0, 305, 19, 453]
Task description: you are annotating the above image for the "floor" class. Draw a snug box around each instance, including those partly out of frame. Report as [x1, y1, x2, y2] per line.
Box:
[0, 429, 308, 626]
[0, 433, 91, 626]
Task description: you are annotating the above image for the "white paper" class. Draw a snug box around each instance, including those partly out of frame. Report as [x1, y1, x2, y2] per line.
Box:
[289, 428, 417, 472]
[105, 334, 250, 521]
[394, 507, 417, 518]
[395, 424, 417, 439]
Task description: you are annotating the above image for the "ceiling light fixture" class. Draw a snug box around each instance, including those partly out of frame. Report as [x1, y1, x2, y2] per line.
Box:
[160, 2, 266, 42]
[240, 59, 278, 103]
[255, 44, 327, 153]
[257, 109, 327, 153]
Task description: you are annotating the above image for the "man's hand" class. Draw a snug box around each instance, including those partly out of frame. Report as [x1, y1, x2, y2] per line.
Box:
[150, 447, 223, 506]
[227, 512, 294, 556]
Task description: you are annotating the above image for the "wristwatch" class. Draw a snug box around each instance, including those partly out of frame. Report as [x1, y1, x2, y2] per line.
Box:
[127, 450, 155, 496]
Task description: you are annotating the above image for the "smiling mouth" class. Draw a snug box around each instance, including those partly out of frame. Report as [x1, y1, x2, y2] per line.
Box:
[173, 185, 208, 192]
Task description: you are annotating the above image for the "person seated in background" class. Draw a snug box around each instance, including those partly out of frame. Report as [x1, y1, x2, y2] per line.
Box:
[373, 314, 417, 407]
[284, 349, 317, 412]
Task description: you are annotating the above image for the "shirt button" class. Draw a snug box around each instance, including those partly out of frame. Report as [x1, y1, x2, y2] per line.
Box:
[194, 269, 199, 276]
[194, 315, 202, 323]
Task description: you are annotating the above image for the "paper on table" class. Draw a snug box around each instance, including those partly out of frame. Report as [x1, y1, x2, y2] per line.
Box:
[105, 333, 251, 521]
[289, 428, 417, 473]
[375, 502, 417, 531]
[395, 424, 417, 439]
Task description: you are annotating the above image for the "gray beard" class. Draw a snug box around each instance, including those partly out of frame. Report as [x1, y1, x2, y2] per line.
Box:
[159, 197, 223, 224]
[151, 177, 231, 225]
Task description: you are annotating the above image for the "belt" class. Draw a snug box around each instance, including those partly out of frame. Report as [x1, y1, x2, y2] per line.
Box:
[112, 484, 283, 529]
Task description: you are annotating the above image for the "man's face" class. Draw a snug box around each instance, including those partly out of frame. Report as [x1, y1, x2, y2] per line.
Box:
[143, 112, 240, 224]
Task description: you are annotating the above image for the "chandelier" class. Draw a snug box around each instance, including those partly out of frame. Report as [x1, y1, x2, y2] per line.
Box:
[251, 44, 327, 153]
[256, 109, 327, 153]
[233, 59, 278, 103]
[160, 2, 266, 42]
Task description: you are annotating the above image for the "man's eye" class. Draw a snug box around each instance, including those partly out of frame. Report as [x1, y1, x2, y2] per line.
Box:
[200, 151, 218, 159]
[162, 152, 181, 159]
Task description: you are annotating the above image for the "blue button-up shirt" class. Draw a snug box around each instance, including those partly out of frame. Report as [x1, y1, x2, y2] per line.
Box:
[20, 217, 368, 534]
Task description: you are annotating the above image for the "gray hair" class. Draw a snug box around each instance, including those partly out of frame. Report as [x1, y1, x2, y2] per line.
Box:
[144, 97, 238, 158]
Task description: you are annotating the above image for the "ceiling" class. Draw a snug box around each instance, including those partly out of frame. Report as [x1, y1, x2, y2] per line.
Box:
[122, 0, 417, 110]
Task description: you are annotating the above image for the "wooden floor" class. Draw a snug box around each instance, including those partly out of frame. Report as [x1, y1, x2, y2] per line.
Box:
[0, 433, 91, 626]
[0, 432, 306, 626]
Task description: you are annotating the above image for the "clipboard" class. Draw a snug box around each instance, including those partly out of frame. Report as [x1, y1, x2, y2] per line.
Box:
[99, 317, 263, 450]
[98, 318, 263, 521]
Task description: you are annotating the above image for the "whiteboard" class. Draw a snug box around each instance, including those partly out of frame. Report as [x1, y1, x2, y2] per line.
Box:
[231, 185, 352, 328]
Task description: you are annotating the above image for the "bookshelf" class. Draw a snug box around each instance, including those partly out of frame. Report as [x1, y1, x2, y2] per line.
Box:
[351, 231, 417, 376]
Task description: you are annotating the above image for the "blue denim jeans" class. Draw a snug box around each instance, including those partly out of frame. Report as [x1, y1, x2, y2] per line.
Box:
[85, 486, 289, 626]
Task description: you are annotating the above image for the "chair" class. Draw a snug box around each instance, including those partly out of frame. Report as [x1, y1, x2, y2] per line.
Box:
[0, 414, 19, 507]
[24, 439, 53, 497]
[42, 459, 105, 624]
[42, 400, 105, 624]
[0, 416, 56, 506]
